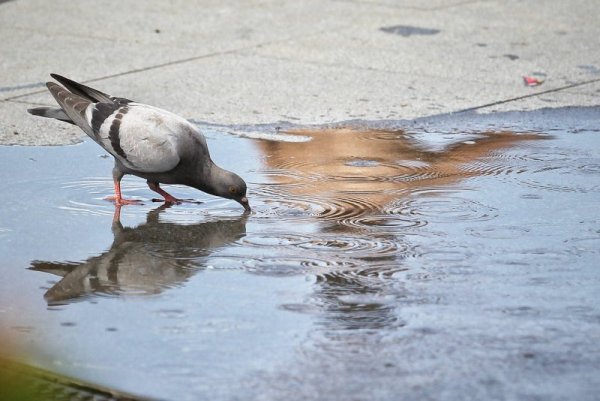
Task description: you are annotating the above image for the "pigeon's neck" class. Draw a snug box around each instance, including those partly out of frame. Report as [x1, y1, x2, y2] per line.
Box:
[191, 161, 227, 197]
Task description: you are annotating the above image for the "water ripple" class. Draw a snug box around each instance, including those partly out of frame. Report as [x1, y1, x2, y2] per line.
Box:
[578, 163, 600, 175]
[241, 233, 406, 261]
[227, 228, 418, 278]
[253, 188, 380, 223]
[389, 188, 498, 224]
[476, 146, 600, 193]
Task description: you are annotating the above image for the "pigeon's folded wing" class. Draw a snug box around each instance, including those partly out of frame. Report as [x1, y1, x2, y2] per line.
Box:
[89, 103, 184, 173]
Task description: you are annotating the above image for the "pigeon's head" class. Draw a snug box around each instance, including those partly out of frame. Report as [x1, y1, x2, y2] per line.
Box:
[199, 165, 250, 212]
[221, 172, 251, 212]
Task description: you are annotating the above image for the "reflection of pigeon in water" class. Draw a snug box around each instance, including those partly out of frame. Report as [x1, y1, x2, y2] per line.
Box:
[28, 74, 250, 211]
[30, 205, 247, 306]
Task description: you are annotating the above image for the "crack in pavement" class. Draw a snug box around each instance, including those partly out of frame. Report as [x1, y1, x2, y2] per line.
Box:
[1, 29, 335, 102]
[455, 77, 600, 113]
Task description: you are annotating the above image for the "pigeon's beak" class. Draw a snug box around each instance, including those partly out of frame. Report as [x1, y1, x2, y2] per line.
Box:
[239, 197, 251, 212]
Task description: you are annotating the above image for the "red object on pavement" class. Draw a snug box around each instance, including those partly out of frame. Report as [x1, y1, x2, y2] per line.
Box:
[523, 76, 544, 86]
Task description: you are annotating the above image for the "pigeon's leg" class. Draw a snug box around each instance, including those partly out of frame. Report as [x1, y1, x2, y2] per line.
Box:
[147, 181, 181, 204]
[104, 168, 142, 205]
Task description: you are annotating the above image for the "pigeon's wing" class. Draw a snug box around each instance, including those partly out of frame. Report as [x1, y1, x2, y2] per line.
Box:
[31, 75, 131, 126]
[88, 103, 189, 173]
[50, 74, 133, 104]
[46, 81, 191, 174]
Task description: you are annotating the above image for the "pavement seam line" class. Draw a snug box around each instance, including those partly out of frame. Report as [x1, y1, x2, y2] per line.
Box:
[455, 77, 600, 113]
[1, 49, 241, 102]
[1, 29, 336, 102]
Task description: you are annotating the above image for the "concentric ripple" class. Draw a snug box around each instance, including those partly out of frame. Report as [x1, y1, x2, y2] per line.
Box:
[241, 233, 409, 261]
[342, 214, 426, 233]
[257, 167, 326, 184]
[390, 189, 498, 224]
[227, 228, 419, 278]
[391, 160, 444, 182]
[59, 177, 149, 216]
[476, 144, 600, 193]
[254, 187, 380, 223]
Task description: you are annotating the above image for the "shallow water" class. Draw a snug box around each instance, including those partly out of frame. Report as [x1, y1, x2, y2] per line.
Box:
[1, 108, 599, 400]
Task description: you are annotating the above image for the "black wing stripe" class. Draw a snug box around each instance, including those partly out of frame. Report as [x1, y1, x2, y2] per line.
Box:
[108, 107, 129, 160]
[91, 102, 119, 134]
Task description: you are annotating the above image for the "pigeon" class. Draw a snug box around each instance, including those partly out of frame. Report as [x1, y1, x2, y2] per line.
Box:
[28, 74, 250, 212]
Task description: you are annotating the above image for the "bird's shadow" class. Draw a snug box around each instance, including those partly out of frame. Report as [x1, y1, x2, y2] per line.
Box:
[30, 204, 247, 306]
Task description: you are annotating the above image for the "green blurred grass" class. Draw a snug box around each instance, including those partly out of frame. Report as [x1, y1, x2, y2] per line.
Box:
[0, 358, 153, 401]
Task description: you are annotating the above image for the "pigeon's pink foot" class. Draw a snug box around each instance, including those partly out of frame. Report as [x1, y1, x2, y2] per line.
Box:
[147, 181, 201, 204]
[159, 193, 180, 204]
[106, 181, 143, 205]
[151, 196, 180, 204]
[104, 195, 143, 206]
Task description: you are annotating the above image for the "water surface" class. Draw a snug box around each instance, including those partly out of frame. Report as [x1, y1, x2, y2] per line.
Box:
[1, 107, 599, 400]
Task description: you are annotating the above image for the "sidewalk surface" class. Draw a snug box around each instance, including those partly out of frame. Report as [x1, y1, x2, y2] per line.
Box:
[1, 0, 599, 145]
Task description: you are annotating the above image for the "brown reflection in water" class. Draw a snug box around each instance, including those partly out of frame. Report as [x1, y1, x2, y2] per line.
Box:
[257, 128, 545, 332]
[30, 205, 247, 306]
[257, 128, 544, 214]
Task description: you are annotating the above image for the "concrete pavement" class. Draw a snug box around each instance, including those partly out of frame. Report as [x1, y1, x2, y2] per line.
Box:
[1, 0, 599, 145]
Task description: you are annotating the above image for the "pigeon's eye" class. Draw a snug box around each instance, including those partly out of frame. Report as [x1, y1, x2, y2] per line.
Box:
[229, 186, 237, 194]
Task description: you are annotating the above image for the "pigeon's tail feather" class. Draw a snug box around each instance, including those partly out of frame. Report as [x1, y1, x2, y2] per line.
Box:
[27, 106, 76, 125]
[30, 260, 78, 275]
[46, 82, 95, 138]
[50, 74, 132, 104]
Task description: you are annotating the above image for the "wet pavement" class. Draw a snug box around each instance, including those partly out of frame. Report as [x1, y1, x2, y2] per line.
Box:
[1, 107, 599, 400]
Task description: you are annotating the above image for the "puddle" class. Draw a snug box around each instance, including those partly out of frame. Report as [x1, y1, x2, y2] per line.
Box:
[1, 107, 600, 400]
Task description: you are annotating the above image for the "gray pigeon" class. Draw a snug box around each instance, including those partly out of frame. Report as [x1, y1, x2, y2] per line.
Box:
[28, 74, 250, 211]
